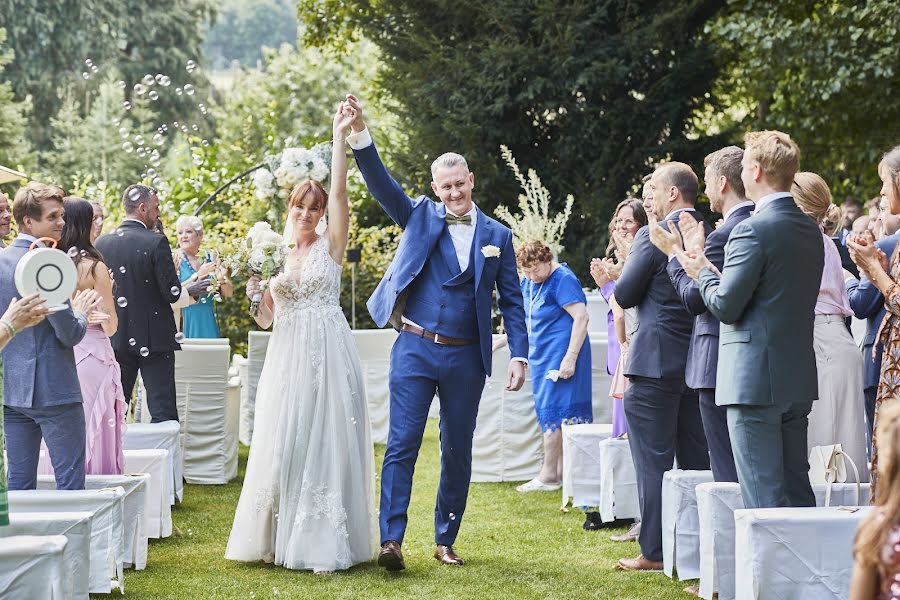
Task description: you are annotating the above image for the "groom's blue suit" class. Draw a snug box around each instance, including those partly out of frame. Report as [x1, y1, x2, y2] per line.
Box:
[352, 132, 528, 546]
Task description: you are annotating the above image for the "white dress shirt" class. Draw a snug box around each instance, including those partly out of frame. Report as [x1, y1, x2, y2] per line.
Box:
[723, 200, 755, 222]
[754, 191, 793, 214]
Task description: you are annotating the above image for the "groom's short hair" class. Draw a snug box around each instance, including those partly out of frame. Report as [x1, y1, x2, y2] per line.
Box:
[431, 152, 469, 179]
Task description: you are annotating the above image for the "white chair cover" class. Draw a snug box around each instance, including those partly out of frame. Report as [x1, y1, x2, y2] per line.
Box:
[352, 329, 398, 444]
[470, 344, 543, 482]
[561, 423, 613, 507]
[36, 474, 149, 571]
[174, 344, 239, 484]
[244, 331, 272, 445]
[123, 420, 184, 504]
[697, 482, 871, 600]
[598, 437, 640, 522]
[588, 337, 614, 424]
[8, 488, 126, 594]
[585, 291, 609, 334]
[661, 469, 715, 580]
[233, 354, 253, 445]
[181, 337, 231, 346]
[734, 506, 870, 600]
[0, 535, 71, 600]
[1, 513, 92, 599]
[123, 449, 173, 538]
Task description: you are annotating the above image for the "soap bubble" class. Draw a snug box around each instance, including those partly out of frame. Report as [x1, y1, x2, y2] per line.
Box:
[210, 172, 220, 183]
[174, 332, 185, 343]
[154, 74, 165, 84]
[116, 229, 124, 237]
[184, 84, 195, 96]
[139, 347, 149, 357]
[118, 127, 129, 138]
[171, 286, 180, 296]
[136, 147, 146, 158]
[84, 58, 93, 66]
[201, 139, 209, 147]
[200, 297, 207, 304]
[186, 60, 197, 73]
[108, 418, 116, 428]
[152, 177, 163, 187]
[149, 90, 159, 101]
[133, 134, 145, 145]
[159, 75, 171, 86]
[175, 87, 183, 96]
[128, 188, 141, 201]
[122, 141, 134, 153]
[117, 297, 128, 307]
[128, 338, 136, 346]
[81, 71, 90, 80]
[450, 513, 456, 520]
[79, 250, 87, 257]
[191, 123, 199, 131]
[116, 80, 126, 89]
[142, 74, 155, 86]
[133, 83, 146, 95]
[123, 101, 132, 111]
[153, 133, 165, 146]
[67, 247, 79, 258]
[90, 65, 98, 73]
[119, 266, 126, 273]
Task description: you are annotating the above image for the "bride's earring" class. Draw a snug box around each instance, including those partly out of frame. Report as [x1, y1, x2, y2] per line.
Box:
[315, 216, 327, 235]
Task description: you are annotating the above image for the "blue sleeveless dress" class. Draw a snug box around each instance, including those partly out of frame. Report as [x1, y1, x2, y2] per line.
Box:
[179, 252, 220, 339]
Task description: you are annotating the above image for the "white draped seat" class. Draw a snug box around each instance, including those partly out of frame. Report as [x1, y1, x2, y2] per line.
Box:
[352, 329, 397, 445]
[232, 354, 252, 445]
[662, 469, 715, 580]
[123, 420, 183, 504]
[561, 423, 613, 507]
[588, 337, 613, 424]
[8, 488, 126, 594]
[0, 535, 72, 600]
[470, 344, 543, 482]
[1, 513, 92, 599]
[697, 482, 870, 600]
[36, 474, 149, 571]
[181, 337, 231, 346]
[243, 331, 272, 445]
[735, 506, 870, 600]
[123, 449, 173, 538]
[597, 436, 640, 522]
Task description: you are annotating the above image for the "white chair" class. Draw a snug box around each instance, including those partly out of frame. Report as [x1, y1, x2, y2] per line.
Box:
[244, 331, 272, 444]
[588, 337, 614, 424]
[352, 329, 398, 444]
[37, 474, 149, 571]
[174, 344, 240, 484]
[123, 420, 184, 504]
[1, 513, 92, 599]
[735, 506, 870, 600]
[233, 354, 253, 445]
[0, 535, 72, 600]
[598, 436, 640, 522]
[181, 337, 231, 346]
[8, 488, 127, 594]
[470, 343, 543, 482]
[661, 469, 715, 580]
[124, 448, 174, 539]
[561, 423, 613, 507]
[697, 482, 870, 600]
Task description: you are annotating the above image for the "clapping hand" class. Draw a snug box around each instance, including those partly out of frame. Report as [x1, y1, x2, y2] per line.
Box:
[3, 294, 49, 331]
[675, 249, 718, 281]
[678, 211, 706, 254]
[648, 215, 681, 256]
[612, 230, 635, 259]
[71, 289, 102, 318]
[589, 258, 611, 287]
[196, 261, 217, 280]
[848, 237, 888, 277]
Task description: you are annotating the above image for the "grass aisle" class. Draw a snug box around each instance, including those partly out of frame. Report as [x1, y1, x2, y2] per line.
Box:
[116, 422, 690, 599]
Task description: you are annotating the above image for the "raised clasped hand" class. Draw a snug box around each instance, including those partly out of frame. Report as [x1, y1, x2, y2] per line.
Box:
[647, 215, 681, 256]
[344, 94, 365, 133]
[333, 100, 356, 140]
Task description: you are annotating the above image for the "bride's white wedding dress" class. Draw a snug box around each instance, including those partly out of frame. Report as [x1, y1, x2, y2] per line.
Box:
[225, 236, 377, 572]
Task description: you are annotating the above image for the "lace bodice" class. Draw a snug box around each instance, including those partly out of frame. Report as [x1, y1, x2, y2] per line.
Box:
[270, 237, 342, 318]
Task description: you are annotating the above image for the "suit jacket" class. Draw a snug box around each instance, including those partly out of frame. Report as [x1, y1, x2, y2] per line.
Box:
[353, 141, 528, 376]
[0, 238, 87, 408]
[698, 196, 824, 407]
[668, 204, 754, 389]
[95, 220, 183, 354]
[846, 233, 900, 390]
[833, 237, 859, 279]
[616, 209, 706, 380]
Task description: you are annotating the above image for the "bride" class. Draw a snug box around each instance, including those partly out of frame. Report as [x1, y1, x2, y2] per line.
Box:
[225, 102, 377, 572]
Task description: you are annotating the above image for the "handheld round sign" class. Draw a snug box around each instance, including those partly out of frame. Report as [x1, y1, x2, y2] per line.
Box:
[14, 237, 78, 311]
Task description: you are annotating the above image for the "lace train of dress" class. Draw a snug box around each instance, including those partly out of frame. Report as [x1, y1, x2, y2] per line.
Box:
[225, 237, 377, 572]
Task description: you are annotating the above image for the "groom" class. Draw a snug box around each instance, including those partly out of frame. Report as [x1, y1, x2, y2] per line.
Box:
[344, 95, 528, 570]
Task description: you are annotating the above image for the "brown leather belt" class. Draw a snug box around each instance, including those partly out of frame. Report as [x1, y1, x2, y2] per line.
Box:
[400, 324, 477, 346]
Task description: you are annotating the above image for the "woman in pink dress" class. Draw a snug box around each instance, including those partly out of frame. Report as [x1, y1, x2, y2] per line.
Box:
[54, 196, 127, 474]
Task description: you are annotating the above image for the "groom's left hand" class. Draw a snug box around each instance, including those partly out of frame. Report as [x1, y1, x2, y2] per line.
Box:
[506, 360, 525, 391]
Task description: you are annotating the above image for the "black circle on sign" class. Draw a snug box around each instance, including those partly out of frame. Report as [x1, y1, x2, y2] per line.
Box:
[36, 263, 64, 292]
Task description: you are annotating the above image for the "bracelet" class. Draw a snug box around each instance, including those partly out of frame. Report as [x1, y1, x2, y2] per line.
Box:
[0, 319, 16, 338]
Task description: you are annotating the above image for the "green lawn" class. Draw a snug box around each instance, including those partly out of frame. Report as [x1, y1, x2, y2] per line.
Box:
[113, 422, 691, 599]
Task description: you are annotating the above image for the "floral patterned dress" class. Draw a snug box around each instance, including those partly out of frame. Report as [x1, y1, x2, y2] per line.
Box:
[872, 249, 900, 501]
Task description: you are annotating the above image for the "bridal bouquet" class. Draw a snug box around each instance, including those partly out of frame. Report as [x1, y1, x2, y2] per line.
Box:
[222, 222, 290, 316]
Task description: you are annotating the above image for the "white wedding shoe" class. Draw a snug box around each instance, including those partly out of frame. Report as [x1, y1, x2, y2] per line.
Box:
[516, 478, 562, 493]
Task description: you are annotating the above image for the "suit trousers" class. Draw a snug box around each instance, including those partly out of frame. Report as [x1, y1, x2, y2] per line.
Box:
[4, 403, 85, 490]
[116, 350, 179, 423]
[380, 331, 486, 546]
[726, 400, 815, 509]
[698, 388, 738, 483]
[624, 376, 709, 562]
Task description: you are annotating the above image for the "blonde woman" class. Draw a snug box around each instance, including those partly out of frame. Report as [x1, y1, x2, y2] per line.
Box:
[172, 216, 231, 338]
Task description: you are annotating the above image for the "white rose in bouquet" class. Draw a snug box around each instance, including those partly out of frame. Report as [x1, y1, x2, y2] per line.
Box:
[223, 222, 291, 316]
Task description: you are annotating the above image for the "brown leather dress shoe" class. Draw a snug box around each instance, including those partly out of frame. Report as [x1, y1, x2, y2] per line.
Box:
[615, 554, 663, 571]
[377, 540, 405, 571]
[434, 544, 464, 566]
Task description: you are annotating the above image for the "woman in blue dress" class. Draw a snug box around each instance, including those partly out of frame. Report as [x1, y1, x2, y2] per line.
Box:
[515, 240, 591, 492]
[173, 216, 233, 338]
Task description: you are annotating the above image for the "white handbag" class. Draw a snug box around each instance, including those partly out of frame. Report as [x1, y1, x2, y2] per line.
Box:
[808, 444, 861, 507]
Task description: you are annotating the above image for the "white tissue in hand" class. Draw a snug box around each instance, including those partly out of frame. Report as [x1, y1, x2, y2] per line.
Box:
[545, 370, 560, 382]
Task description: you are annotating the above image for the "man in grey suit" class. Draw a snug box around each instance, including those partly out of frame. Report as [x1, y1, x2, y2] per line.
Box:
[615, 162, 710, 572]
[677, 131, 824, 509]
[1, 183, 99, 491]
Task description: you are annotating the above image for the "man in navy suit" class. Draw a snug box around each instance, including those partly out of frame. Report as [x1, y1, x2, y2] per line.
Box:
[343, 95, 528, 571]
[650, 146, 754, 483]
[614, 162, 710, 572]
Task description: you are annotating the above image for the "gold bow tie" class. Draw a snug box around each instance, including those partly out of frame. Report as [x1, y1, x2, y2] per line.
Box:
[445, 213, 473, 226]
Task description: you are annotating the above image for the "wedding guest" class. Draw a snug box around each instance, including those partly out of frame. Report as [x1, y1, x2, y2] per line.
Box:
[89, 201, 105, 243]
[847, 144, 900, 500]
[1, 182, 101, 491]
[0, 192, 10, 248]
[0, 293, 52, 525]
[827, 204, 860, 280]
[55, 197, 127, 475]
[853, 215, 873, 240]
[792, 173, 868, 480]
[651, 145, 753, 484]
[172, 215, 232, 338]
[677, 130, 823, 510]
[515, 240, 591, 492]
[641, 174, 655, 219]
[613, 161, 710, 572]
[849, 400, 900, 600]
[841, 196, 863, 244]
[874, 196, 900, 240]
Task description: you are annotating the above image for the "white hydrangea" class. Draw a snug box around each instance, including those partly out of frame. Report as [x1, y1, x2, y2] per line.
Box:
[251, 168, 276, 201]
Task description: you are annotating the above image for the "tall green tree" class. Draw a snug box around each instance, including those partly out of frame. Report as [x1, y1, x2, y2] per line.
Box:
[297, 0, 727, 270]
[0, 27, 31, 169]
[203, 0, 298, 69]
[708, 0, 900, 200]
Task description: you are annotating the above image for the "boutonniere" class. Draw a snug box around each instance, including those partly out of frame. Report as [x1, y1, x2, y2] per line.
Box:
[481, 244, 501, 258]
